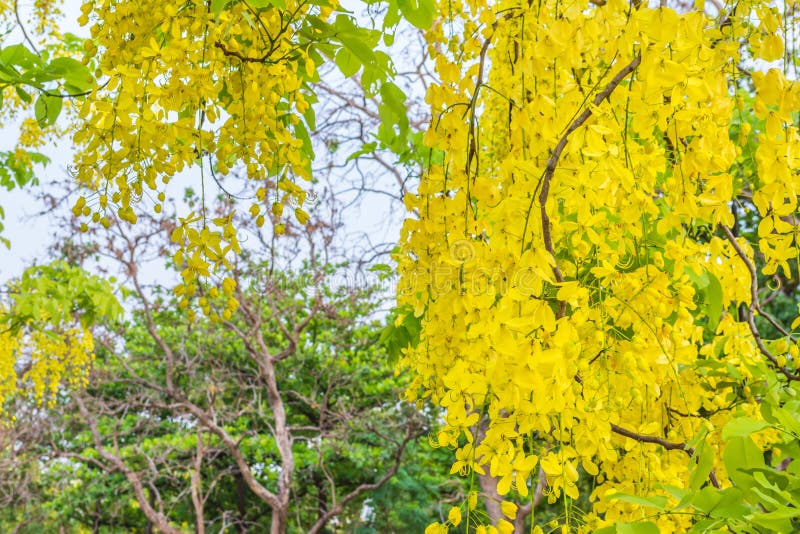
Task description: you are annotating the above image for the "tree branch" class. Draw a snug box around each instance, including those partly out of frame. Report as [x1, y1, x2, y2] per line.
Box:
[306, 426, 423, 534]
[610, 423, 720, 488]
[75, 396, 183, 534]
[721, 224, 800, 381]
[536, 53, 642, 293]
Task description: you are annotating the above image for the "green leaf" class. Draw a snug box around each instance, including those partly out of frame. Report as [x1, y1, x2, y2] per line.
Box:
[345, 142, 377, 163]
[34, 94, 48, 125]
[26, 151, 49, 166]
[380, 82, 407, 118]
[210, 0, 229, 14]
[339, 33, 375, 66]
[303, 104, 316, 131]
[689, 440, 714, 491]
[293, 118, 314, 161]
[334, 48, 361, 78]
[34, 93, 62, 127]
[378, 81, 410, 147]
[690, 486, 722, 514]
[333, 15, 378, 66]
[722, 417, 770, 440]
[705, 271, 723, 331]
[616, 522, 660, 534]
[723, 435, 764, 492]
[709, 487, 749, 520]
[750, 508, 798, 532]
[396, 0, 435, 29]
[46, 57, 94, 92]
[45, 94, 63, 124]
[383, 0, 403, 27]
[657, 483, 689, 502]
[771, 404, 800, 435]
[250, 0, 286, 9]
[606, 492, 668, 509]
[687, 518, 725, 532]
[15, 86, 32, 104]
[368, 263, 393, 281]
[0, 44, 42, 70]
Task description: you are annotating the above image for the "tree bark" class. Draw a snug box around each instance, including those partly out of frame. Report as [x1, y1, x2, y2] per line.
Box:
[477, 472, 504, 524]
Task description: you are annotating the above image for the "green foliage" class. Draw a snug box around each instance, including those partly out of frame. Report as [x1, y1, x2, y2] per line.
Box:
[0, 149, 48, 191]
[0, 149, 49, 248]
[380, 304, 421, 363]
[0, 43, 94, 117]
[0, 37, 94, 247]
[5, 260, 122, 332]
[0, 263, 460, 532]
[381, 0, 435, 29]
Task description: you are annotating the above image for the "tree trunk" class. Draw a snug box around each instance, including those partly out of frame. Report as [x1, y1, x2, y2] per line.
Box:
[313, 470, 328, 524]
[235, 473, 248, 533]
[270, 508, 288, 534]
[478, 472, 504, 524]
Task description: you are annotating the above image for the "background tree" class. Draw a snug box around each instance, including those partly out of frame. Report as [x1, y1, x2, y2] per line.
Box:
[0, 182, 468, 533]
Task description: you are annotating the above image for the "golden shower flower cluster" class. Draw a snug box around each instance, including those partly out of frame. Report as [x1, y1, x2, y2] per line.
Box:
[71, 0, 331, 312]
[0, 308, 94, 410]
[399, 0, 800, 530]
[0, 262, 120, 413]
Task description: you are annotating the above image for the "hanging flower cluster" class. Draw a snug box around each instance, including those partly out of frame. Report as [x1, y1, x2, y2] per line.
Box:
[72, 0, 335, 312]
[399, 0, 800, 530]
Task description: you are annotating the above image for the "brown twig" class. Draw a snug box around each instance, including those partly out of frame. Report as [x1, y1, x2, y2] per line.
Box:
[465, 34, 494, 178]
[721, 224, 800, 381]
[14, 0, 40, 57]
[610, 423, 686, 451]
[306, 425, 424, 534]
[214, 41, 275, 64]
[610, 423, 721, 488]
[536, 54, 642, 289]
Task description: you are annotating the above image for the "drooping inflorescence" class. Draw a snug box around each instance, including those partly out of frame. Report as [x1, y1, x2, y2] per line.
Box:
[399, 0, 800, 530]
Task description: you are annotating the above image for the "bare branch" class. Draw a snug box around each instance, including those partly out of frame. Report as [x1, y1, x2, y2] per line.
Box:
[75, 396, 183, 534]
[306, 426, 424, 534]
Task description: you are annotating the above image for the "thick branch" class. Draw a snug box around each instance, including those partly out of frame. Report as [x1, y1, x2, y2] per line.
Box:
[190, 431, 206, 534]
[76, 397, 182, 534]
[537, 54, 642, 290]
[465, 32, 494, 178]
[610, 423, 720, 489]
[174, 398, 283, 510]
[610, 423, 686, 451]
